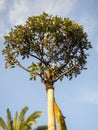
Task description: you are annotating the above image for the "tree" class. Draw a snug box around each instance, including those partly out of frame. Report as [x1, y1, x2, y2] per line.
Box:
[2, 12, 92, 130]
[0, 106, 42, 130]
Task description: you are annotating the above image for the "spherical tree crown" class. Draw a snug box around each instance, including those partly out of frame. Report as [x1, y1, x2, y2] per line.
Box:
[3, 12, 92, 83]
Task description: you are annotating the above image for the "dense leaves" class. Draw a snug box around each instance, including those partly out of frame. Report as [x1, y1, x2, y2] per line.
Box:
[3, 12, 92, 82]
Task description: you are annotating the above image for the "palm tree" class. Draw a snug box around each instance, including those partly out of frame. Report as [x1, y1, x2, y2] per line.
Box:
[0, 106, 42, 130]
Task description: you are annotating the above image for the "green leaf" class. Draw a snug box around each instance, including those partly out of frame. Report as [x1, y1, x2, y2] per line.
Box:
[24, 111, 42, 126]
[7, 109, 13, 130]
[17, 106, 29, 130]
[13, 112, 18, 129]
[0, 117, 7, 130]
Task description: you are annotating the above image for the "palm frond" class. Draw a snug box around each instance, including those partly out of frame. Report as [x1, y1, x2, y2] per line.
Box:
[24, 111, 42, 126]
[13, 111, 18, 130]
[17, 106, 29, 129]
[7, 108, 13, 130]
[0, 117, 7, 130]
[21, 124, 31, 130]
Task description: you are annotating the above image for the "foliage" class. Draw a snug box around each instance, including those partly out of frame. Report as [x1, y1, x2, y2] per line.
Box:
[0, 106, 42, 130]
[3, 12, 92, 83]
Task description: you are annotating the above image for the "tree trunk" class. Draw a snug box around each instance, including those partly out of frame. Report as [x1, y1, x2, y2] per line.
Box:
[46, 86, 56, 130]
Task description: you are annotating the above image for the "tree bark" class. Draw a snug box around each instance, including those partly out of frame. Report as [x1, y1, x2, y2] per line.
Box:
[47, 86, 56, 130]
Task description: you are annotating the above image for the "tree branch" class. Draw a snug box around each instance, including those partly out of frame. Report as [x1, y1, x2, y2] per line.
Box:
[53, 64, 77, 83]
[24, 32, 47, 66]
[29, 53, 47, 66]
[56, 62, 68, 72]
[15, 59, 30, 73]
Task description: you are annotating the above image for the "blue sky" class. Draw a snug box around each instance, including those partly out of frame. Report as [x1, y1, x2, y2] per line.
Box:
[0, 0, 98, 130]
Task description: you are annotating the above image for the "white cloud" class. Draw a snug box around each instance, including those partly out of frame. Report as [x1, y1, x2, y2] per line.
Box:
[9, 0, 78, 25]
[79, 14, 98, 54]
[0, 19, 7, 39]
[95, 45, 98, 52]
[9, 0, 30, 25]
[77, 92, 98, 105]
[66, 86, 98, 105]
[0, 0, 6, 10]
[35, 0, 78, 16]
[94, 37, 98, 53]
[79, 14, 97, 39]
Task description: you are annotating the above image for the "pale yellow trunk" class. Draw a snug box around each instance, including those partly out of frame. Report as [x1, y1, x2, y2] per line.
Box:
[47, 88, 56, 130]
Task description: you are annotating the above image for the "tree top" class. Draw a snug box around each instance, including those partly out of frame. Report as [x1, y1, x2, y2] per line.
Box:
[3, 12, 92, 83]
